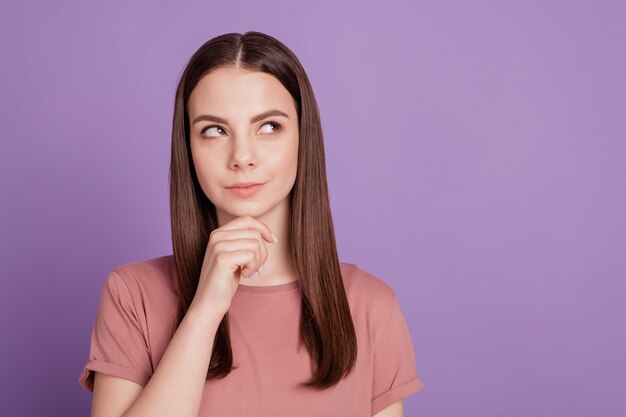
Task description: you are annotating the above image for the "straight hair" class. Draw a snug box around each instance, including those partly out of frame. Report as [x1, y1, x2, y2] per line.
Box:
[168, 31, 357, 389]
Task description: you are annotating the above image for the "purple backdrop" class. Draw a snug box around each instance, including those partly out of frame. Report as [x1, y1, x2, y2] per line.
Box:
[1, 0, 625, 416]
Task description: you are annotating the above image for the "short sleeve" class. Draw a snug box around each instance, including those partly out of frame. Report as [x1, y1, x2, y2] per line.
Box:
[371, 294, 424, 415]
[78, 270, 153, 392]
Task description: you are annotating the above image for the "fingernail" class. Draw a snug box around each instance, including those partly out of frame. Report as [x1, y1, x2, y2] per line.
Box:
[252, 271, 259, 279]
[259, 263, 265, 274]
[271, 232, 278, 243]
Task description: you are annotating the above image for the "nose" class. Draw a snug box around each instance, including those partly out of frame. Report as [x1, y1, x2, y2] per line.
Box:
[228, 134, 256, 169]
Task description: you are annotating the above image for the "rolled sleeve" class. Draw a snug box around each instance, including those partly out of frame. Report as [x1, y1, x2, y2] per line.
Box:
[371, 294, 424, 415]
[79, 270, 152, 392]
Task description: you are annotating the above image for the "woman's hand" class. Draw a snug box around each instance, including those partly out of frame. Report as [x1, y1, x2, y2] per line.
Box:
[189, 215, 277, 317]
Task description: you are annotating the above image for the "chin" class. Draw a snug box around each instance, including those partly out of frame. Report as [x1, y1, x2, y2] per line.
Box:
[219, 201, 269, 219]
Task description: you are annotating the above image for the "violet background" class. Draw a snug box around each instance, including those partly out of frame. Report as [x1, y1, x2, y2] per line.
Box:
[1, 0, 625, 416]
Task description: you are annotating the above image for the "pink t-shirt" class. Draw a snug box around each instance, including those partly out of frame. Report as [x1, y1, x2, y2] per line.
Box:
[79, 255, 424, 416]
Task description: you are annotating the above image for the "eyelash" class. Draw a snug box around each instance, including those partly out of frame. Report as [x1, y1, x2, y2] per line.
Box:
[200, 121, 283, 138]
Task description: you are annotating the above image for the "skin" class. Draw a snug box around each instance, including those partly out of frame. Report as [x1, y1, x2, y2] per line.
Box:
[187, 66, 299, 287]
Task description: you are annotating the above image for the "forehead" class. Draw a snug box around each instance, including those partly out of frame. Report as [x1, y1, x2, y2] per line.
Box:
[187, 67, 295, 119]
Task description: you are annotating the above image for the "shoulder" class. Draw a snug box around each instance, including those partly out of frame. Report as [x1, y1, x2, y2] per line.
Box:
[108, 254, 178, 301]
[339, 261, 399, 317]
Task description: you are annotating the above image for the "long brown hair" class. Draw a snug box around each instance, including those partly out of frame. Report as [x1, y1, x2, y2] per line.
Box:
[168, 31, 356, 389]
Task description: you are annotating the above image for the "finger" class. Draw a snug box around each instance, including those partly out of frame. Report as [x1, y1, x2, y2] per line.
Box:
[220, 249, 257, 277]
[221, 215, 277, 244]
[215, 239, 263, 277]
[212, 229, 268, 271]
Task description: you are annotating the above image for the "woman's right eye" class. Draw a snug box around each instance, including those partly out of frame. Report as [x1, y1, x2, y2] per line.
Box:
[200, 125, 225, 138]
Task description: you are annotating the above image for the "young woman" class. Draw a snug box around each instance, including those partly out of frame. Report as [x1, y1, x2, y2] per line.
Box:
[79, 31, 424, 417]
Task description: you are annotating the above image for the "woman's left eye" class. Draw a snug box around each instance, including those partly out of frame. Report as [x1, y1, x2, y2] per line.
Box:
[259, 121, 282, 134]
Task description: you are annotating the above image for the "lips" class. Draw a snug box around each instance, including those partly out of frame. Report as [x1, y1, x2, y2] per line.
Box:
[225, 182, 266, 197]
[225, 182, 265, 189]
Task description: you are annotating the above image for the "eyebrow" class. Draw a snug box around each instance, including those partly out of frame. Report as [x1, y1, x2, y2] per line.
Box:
[191, 109, 289, 126]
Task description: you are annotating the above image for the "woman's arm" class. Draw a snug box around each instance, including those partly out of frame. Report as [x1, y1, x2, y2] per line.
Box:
[373, 400, 403, 417]
[91, 305, 224, 417]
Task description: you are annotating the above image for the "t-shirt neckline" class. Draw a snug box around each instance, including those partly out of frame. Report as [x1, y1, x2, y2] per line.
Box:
[167, 255, 300, 295]
[236, 279, 300, 294]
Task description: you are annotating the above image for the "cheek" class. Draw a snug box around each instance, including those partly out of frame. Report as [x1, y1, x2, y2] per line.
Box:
[267, 138, 298, 176]
[191, 148, 220, 196]
[279, 139, 299, 188]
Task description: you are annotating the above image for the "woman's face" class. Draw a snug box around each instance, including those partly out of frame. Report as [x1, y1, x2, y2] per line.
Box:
[187, 66, 299, 224]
